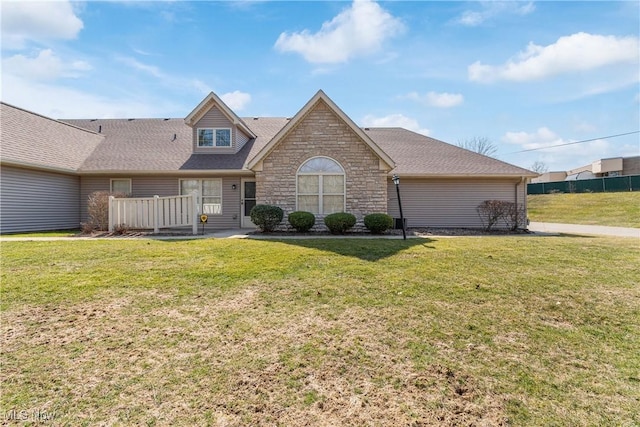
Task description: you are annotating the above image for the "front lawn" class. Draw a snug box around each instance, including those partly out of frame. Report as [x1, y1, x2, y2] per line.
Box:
[1, 237, 638, 426]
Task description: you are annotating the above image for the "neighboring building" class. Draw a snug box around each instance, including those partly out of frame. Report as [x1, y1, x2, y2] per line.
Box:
[532, 155, 640, 183]
[1, 90, 536, 233]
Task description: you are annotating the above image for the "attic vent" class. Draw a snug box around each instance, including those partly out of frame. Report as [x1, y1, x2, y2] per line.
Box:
[90, 119, 97, 122]
[98, 125, 102, 133]
[253, 117, 259, 120]
[164, 118, 170, 121]
[364, 127, 370, 131]
[128, 118, 134, 121]
[172, 134, 177, 141]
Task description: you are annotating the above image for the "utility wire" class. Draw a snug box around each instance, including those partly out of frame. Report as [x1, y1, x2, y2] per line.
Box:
[507, 130, 640, 154]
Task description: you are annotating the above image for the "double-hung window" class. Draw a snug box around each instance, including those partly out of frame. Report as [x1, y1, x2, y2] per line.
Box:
[110, 178, 131, 195]
[180, 179, 222, 215]
[297, 157, 345, 215]
[197, 128, 232, 147]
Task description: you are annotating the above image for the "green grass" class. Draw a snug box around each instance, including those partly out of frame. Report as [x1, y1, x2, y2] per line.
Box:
[0, 229, 80, 237]
[2, 237, 639, 426]
[528, 192, 640, 228]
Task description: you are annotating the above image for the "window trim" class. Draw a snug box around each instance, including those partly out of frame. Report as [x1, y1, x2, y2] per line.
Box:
[196, 127, 233, 148]
[179, 178, 223, 215]
[110, 178, 131, 195]
[296, 156, 346, 215]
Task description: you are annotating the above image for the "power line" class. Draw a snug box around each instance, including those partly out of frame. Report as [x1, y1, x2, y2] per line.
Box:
[507, 130, 640, 154]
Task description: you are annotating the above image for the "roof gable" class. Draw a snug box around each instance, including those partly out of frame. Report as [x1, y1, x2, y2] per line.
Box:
[246, 90, 395, 170]
[184, 92, 256, 139]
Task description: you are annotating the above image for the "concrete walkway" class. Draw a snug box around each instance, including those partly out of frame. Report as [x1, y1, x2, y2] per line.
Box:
[3, 223, 639, 241]
[529, 222, 640, 238]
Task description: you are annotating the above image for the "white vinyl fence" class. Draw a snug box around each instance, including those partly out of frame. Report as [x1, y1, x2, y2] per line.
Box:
[109, 192, 198, 234]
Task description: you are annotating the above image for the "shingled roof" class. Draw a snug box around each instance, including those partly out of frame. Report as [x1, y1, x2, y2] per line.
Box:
[365, 128, 536, 177]
[1, 102, 103, 173]
[2, 100, 534, 178]
[61, 117, 290, 173]
[62, 117, 533, 177]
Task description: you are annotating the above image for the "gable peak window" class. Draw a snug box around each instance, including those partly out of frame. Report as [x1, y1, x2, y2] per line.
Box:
[197, 128, 232, 147]
[297, 157, 345, 215]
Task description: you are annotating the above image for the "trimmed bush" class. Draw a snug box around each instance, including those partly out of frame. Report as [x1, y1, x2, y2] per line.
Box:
[83, 191, 127, 232]
[250, 204, 284, 232]
[288, 211, 315, 232]
[476, 200, 525, 231]
[364, 213, 393, 234]
[324, 212, 356, 234]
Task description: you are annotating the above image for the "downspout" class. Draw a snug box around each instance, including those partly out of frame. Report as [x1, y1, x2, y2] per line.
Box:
[516, 177, 526, 229]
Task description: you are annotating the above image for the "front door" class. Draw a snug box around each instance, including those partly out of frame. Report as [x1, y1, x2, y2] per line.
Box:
[241, 179, 257, 228]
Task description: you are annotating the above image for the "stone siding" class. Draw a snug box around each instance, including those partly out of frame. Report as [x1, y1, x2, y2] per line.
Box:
[255, 100, 389, 223]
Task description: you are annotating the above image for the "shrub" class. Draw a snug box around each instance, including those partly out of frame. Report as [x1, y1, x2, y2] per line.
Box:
[250, 204, 284, 232]
[84, 191, 127, 232]
[364, 213, 393, 234]
[476, 200, 525, 231]
[288, 211, 315, 232]
[324, 212, 356, 234]
[504, 202, 526, 231]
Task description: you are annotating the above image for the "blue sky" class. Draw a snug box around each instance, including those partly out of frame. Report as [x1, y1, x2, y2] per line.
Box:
[2, 0, 639, 172]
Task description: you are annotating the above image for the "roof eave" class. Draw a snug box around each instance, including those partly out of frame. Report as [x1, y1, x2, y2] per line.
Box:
[77, 169, 255, 176]
[389, 172, 538, 179]
[1, 159, 79, 175]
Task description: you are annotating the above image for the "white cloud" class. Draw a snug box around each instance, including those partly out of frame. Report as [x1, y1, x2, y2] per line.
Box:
[501, 127, 640, 171]
[116, 56, 164, 79]
[1, 73, 172, 119]
[1, 1, 83, 49]
[274, 0, 404, 64]
[503, 127, 560, 150]
[2, 49, 91, 81]
[572, 120, 597, 134]
[403, 91, 464, 108]
[362, 113, 430, 136]
[469, 32, 640, 83]
[221, 90, 251, 111]
[115, 56, 211, 95]
[456, 1, 535, 26]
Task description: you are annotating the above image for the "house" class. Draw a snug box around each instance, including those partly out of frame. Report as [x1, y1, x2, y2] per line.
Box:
[532, 155, 640, 183]
[0, 90, 536, 233]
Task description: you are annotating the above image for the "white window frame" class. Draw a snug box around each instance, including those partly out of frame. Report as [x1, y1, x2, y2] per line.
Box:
[110, 178, 131, 195]
[179, 178, 223, 215]
[296, 156, 346, 215]
[197, 128, 232, 148]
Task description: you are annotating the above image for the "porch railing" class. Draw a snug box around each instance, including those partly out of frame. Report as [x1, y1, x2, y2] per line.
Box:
[108, 192, 198, 235]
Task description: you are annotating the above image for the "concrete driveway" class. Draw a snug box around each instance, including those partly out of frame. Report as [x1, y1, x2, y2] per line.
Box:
[529, 222, 640, 238]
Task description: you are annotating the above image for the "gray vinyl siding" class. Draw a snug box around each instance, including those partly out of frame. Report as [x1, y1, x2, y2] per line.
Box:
[0, 166, 80, 233]
[386, 178, 527, 228]
[192, 107, 236, 154]
[80, 175, 241, 229]
[236, 129, 251, 152]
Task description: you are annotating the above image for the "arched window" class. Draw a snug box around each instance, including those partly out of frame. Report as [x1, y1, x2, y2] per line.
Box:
[297, 157, 345, 214]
